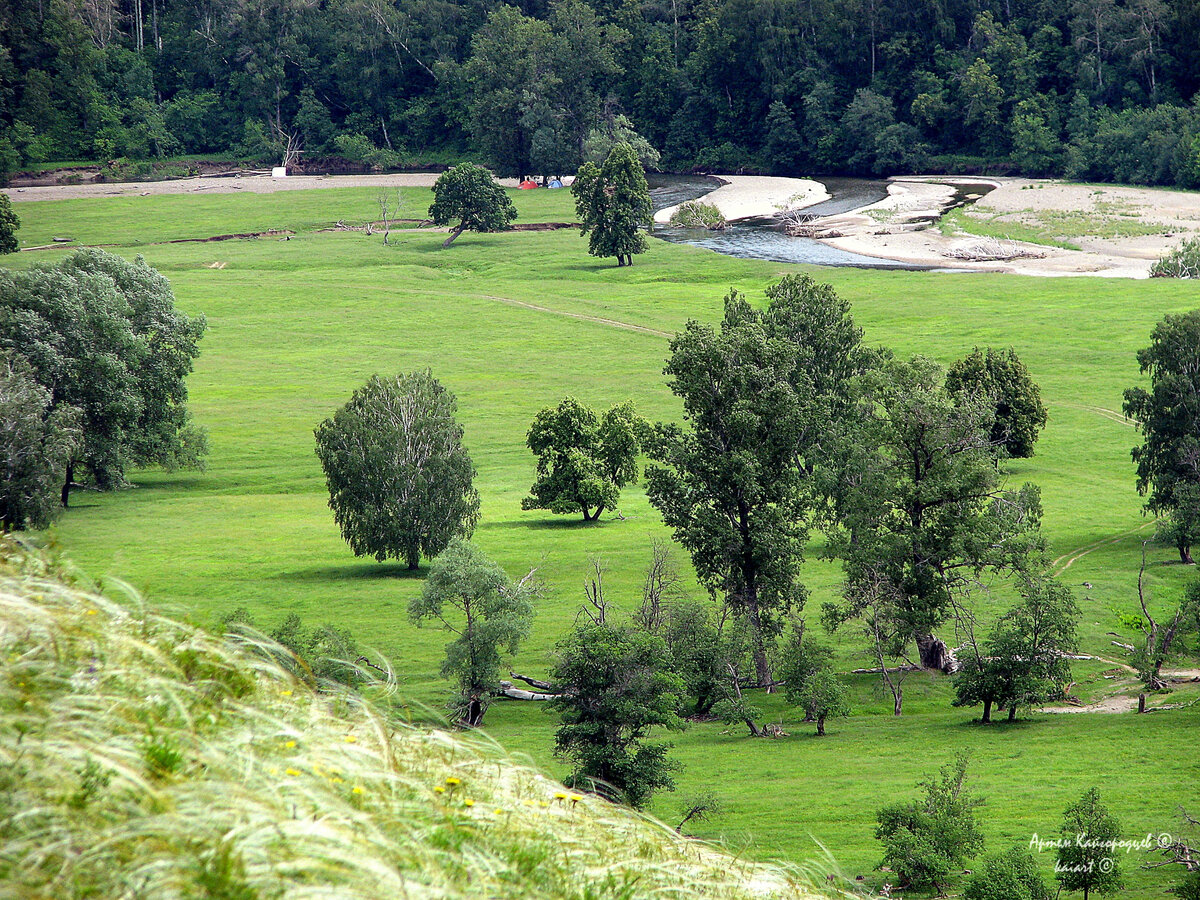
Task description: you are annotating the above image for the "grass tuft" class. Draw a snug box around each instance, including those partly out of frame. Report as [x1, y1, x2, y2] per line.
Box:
[0, 536, 822, 899]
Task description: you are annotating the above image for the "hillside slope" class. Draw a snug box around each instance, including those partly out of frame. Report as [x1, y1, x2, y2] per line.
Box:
[0, 538, 818, 900]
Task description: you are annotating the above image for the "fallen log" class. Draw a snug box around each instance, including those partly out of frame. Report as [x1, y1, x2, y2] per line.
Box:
[497, 681, 561, 701]
[508, 671, 555, 691]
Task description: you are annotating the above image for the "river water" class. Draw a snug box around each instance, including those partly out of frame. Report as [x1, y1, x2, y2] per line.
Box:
[648, 175, 992, 270]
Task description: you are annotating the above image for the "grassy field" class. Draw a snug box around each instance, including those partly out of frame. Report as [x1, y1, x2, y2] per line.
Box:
[7, 184, 1200, 897]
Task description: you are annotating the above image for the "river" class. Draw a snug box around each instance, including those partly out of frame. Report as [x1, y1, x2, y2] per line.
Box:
[648, 175, 992, 270]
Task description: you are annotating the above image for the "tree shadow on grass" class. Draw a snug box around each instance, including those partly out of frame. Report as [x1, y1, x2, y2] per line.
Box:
[279, 561, 426, 583]
[487, 516, 611, 531]
[948, 716, 1038, 732]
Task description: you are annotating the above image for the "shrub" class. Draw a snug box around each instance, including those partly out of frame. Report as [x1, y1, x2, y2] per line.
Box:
[1150, 237, 1200, 278]
[668, 201, 726, 229]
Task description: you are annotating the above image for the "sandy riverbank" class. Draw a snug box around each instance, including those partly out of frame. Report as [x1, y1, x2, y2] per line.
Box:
[653, 175, 828, 225]
[817, 177, 1200, 278]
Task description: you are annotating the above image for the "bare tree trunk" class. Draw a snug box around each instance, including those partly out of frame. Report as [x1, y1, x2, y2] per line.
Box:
[816, 715, 826, 736]
[61, 461, 74, 508]
[982, 699, 992, 723]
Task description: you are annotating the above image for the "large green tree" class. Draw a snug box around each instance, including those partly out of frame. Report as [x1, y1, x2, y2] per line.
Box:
[571, 142, 652, 266]
[0, 250, 206, 505]
[314, 371, 480, 569]
[0, 354, 80, 530]
[1124, 310, 1200, 564]
[825, 356, 1046, 702]
[646, 291, 814, 686]
[409, 538, 536, 726]
[954, 575, 1080, 723]
[428, 162, 517, 248]
[522, 398, 642, 521]
[946, 346, 1048, 459]
[550, 621, 684, 808]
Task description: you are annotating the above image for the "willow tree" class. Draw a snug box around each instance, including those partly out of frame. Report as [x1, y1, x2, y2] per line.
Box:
[571, 142, 652, 266]
[410, 539, 536, 726]
[314, 371, 480, 569]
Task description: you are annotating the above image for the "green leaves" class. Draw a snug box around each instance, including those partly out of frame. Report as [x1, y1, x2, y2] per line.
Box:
[428, 163, 517, 247]
[522, 397, 643, 521]
[411, 539, 535, 723]
[314, 371, 479, 567]
[570, 143, 652, 266]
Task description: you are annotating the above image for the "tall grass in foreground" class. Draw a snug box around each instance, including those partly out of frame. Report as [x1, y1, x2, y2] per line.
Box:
[0, 537, 824, 900]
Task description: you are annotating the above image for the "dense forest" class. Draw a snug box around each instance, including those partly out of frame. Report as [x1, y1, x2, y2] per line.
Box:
[3, 0, 1200, 186]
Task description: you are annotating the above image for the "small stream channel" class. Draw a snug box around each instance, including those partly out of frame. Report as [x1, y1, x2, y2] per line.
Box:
[648, 175, 993, 270]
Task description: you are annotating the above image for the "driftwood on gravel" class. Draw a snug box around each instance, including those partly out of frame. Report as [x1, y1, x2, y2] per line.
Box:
[943, 237, 1046, 262]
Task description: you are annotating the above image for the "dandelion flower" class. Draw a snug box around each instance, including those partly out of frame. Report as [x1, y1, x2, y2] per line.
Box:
[464, 798, 475, 807]
[569, 794, 583, 804]
[351, 786, 364, 795]
[281, 690, 293, 697]
[284, 740, 296, 749]
[85, 609, 98, 616]
[553, 792, 568, 800]
[493, 809, 504, 816]
[285, 768, 301, 777]
[538, 801, 549, 808]
[445, 776, 461, 786]
[434, 786, 446, 794]
[344, 735, 357, 743]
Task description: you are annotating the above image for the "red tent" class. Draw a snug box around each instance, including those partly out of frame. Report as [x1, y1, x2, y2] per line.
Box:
[519, 180, 539, 189]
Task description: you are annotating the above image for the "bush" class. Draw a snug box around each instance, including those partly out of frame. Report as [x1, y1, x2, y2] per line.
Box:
[0, 193, 18, 253]
[963, 848, 1051, 900]
[668, 201, 726, 229]
[1150, 237, 1200, 278]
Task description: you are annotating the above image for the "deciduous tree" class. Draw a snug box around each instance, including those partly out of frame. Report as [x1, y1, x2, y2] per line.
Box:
[522, 398, 642, 521]
[550, 621, 684, 808]
[0, 355, 80, 530]
[875, 754, 985, 893]
[1124, 310, 1200, 564]
[0, 250, 206, 505]
[314, 371, 480, 569]
[410, 538, 536, 725]
[946, 346, 1049, 459]
[825, 356, 1046, 697]
[571, 142, 652, 266]
[1056, 787, 1123, 899]
[428, 162, 517, 248]
[0, 194, 18, 254]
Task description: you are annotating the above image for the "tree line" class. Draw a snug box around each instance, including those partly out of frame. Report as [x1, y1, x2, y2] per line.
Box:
[4, 0, 1200, 187]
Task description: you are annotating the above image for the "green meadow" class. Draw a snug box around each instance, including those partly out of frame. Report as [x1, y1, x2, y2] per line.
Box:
[8, 185, 1199, 897]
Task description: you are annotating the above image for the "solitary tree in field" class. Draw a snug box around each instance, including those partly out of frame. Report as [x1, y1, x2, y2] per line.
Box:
[522, 398, 642, 521]
[0, 355, 80, 529]
[428, 162, 517, 248]
[410, 539, 536, 725]
[571, 142, 652, 266]
[0, 194, 18, 254]
[314, 371, 480, 569]
[550, 621, 684, 808]
[795, 670, 850, 736]
[1056, 788, 1122, 900]
[1124, 310, 1200, 563]
[0, 250, 207, 506]
[946, 346, 1048, 459]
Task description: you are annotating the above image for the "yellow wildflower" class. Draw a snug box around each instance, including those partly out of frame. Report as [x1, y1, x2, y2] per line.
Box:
[285, 768, 301, 777]
[352, 786, 364, 795]
[445, 776, 461, 786]
[344, 735, 357, 743]
[553, 792, 568, 800]
[434, 785, 446, 794]
[284, 740, 296, 749]
[464, 798, 475, 808]
[281, 690, 293, 697]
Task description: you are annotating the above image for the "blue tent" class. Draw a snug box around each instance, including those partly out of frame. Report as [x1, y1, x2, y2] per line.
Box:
[548, 179, 564, 189]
